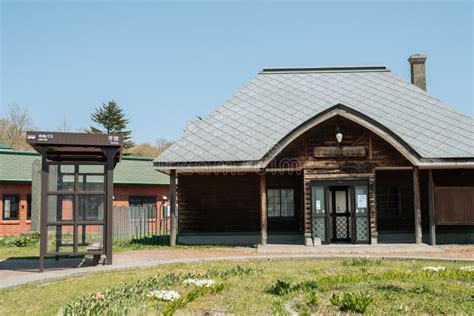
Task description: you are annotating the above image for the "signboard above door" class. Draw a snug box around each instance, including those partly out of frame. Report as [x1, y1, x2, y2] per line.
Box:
[313, 146, 366, 158]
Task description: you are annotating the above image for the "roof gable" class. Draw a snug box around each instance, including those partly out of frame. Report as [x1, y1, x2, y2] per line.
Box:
[155, 66, 474, 168]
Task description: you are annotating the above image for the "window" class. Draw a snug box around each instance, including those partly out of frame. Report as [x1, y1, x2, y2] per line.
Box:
[129, 196, 157, 218]
[3, 195, 20, 220]
[376, 186, 401, 218]
[129, 196, 156, 206]
[267, 189, 294, 217]
[27, 194, 32, 220]
[79, 195, 104, 221]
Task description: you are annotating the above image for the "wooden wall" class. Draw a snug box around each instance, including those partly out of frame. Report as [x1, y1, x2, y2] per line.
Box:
[178, 174, 260, 233]
[270, 116, 412, 236]
[434, 187, 474, 225]
[178, 173, 304, 233]
[425, 169, 474, 230]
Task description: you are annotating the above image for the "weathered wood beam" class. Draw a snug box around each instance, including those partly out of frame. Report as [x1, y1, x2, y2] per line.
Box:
[413, 167, 422, 244]
[428, 169, 436, 245]
[260, 173, 267, 246]
[313, 146, 366, 158]
[368, 134, 373, 160]
[170, 169, 177, 246]
[351, 133, 366, 146]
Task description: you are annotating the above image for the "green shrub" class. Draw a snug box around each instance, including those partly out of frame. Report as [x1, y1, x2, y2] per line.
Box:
[295, 280, 320, 291]
[267, 280, 292, 296]
[330, 292, 372, 313]
[2, 232, 40, 247]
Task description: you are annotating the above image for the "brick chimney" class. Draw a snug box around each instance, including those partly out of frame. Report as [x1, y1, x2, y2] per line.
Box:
[408, 54, 427, 91]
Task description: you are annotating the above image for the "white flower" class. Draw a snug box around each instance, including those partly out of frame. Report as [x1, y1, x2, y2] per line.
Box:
[459, 266, 474, 272]
[422, 266, 446, 272]
[183, 278, 215, 287]
[150, 290, 180, 301]
[95, 293, 105, 301]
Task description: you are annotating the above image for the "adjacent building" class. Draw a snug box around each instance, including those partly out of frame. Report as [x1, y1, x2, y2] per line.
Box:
[0, 143, 170, 236]
[154, 55, 474, 246]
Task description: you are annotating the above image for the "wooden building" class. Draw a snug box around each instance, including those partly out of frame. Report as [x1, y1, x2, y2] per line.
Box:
[154, 55, 474, 246]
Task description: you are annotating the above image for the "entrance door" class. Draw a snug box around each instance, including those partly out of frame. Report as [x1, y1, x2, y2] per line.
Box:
[331, 187, 351, 243]
[311, 180, 370, 244]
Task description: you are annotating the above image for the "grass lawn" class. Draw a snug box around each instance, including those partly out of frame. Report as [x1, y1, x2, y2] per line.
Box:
[0, 237, 230, 259]
[1, 258, 472, 315]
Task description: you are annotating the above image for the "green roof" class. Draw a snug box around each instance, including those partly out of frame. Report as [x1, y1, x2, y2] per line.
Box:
[0, 149, 169, 185]
[114, 156, 169, 185]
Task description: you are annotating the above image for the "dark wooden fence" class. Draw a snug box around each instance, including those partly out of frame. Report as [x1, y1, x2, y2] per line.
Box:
[112, 205, 170, 243]
[434, 187, 474, 225]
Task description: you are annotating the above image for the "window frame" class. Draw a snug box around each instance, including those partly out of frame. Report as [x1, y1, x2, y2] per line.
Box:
[129, 195, 157, 207]
[267, 188, 295, 218]
[27, 194, 32, 220]
[2, 194, 20, 220]
[129, 195, 157, 219]
[376, 186, 402, 219]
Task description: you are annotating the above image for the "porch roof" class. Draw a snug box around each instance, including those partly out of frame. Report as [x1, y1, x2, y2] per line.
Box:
[154, 66, 474, 170]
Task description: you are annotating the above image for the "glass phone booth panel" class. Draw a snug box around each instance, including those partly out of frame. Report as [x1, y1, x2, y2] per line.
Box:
[46, 163, 106, 256]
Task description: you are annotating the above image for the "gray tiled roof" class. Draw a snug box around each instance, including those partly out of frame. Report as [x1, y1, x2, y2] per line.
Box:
[155, 66, 474, 166]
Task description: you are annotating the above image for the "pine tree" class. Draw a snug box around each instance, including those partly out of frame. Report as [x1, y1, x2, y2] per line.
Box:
[89, 100, 134, 149]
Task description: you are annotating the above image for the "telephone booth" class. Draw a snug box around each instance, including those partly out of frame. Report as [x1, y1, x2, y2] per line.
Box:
[26, 132, 123, 272]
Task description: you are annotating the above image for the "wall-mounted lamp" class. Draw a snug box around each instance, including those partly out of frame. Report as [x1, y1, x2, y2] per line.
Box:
[161, 195, 168, 200]
[336, 128, 343, 144]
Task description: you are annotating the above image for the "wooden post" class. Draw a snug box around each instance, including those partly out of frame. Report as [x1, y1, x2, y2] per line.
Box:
[413, 166, 422, 244]
[368, 134, 373, 160]
[39, 154, 48, 272]
[260, 173, 267, 246]
[428, 169, 436, 245]
[169, 169, 177, 246]
[105, 148, 116, 265]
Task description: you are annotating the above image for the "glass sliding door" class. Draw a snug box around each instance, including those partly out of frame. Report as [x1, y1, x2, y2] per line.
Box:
[46, 163, 106, 255]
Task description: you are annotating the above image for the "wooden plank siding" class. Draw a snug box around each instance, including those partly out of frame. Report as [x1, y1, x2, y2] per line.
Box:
[434, 187, 474, 225]
[178, 174, 260, 233]
[421, 169, 474, 231]
[178, 173, 304, 233]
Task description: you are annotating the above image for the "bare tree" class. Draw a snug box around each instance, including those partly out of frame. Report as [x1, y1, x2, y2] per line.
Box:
[0, 104, 34, 150]
[57, 116, 72, 132]
[128, 138, 173, 157]
[154, 137, 173, 153]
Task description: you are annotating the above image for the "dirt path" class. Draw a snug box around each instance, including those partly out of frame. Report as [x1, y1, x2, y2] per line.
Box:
[1, 244, 473, 290]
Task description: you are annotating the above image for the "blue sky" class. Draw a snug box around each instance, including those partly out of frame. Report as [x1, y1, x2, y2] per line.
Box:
[1, 1, 472, 143]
